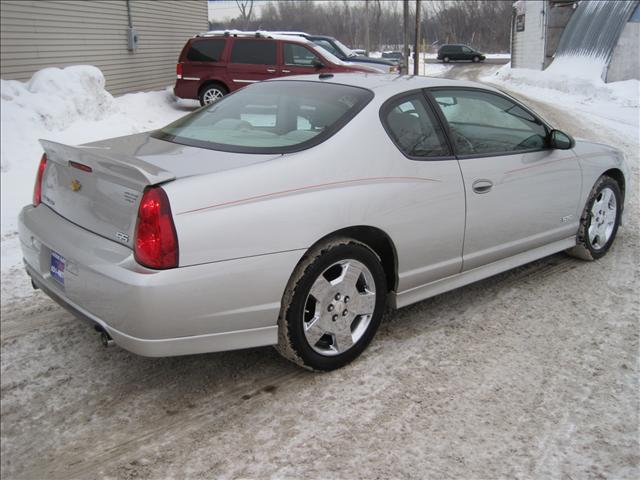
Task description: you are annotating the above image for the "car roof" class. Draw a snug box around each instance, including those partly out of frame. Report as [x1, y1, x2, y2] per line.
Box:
[266, 73, 502, 97]
[194, 30, 315, 46]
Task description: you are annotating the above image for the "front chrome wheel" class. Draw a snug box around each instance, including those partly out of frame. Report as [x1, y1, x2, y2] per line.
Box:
[588, 187, 617, 250]
[303, 259, 376, 356]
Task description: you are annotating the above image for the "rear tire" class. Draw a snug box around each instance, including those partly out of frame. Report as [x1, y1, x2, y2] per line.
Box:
[567, 176, 622, 261]
[276, 238, 387, 371]
[443, 56, 450, 63]
[199, 83, 227, 106]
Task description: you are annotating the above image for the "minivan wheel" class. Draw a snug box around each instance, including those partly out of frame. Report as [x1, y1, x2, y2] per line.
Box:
[472, 56, 480, 63]
[443, 56, 450, 63]
[199, 84, 227, 106]
[276, 238, 387, 371]
[567, 176, 622, 261]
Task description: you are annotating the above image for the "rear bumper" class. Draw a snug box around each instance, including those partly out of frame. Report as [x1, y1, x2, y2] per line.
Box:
[173, 78, 200, 100]
[19, 204, 304, 357]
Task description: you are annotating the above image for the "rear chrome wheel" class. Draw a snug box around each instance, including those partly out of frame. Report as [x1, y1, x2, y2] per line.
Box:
[303, 259, 376, 356]
[199, 84, 227, 106]
[568, 175, 622, 261]
[277, 238, 387, 371]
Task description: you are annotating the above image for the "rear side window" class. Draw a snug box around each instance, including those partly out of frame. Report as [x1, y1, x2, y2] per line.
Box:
[230, 40, 277, 65]
[187, 39, 226, 62]
[381, 94, 450, 158]
[153, 81, 373, 153]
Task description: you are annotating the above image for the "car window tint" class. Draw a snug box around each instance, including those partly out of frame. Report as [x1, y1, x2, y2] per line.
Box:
[230, 40, 276, 65]
[462, 46, 472, 53]
[432, 89, 548, 155]
[284, 43, 321, 66]
[187, 39, 226, 62]
[383, 94, 450, 158]
[154, 81, 373, 153]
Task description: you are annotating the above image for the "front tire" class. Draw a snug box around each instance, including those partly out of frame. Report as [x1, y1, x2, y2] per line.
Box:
[472, 56, 480, 63]
[276, 238, 387, 371]
[568, 176, 622, 260]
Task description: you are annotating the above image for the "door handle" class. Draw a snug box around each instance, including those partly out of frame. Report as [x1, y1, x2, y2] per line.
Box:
[472, 179, 493, 194]
[267, 68, 276, 73]
[282, 69, 291, 73]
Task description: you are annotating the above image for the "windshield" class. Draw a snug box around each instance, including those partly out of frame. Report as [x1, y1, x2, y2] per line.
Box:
[312, 45, 348, 66]
[334, 39, 357, 57]
[153, 81, 373, 153]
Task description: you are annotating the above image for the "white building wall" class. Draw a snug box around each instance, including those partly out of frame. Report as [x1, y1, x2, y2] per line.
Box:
[512, 0, 547, 70]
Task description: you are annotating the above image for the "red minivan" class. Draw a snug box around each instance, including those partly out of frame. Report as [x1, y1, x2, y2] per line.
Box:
[174, 31, 380, 105]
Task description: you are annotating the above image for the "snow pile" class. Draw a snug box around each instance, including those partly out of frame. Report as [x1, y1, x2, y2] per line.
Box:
[0, 65, 196, 281]
[1, 65, 116, 136]
[487, 59, 639, 109]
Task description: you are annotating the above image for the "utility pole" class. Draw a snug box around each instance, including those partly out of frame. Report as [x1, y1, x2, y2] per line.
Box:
[414, 0, 421, 75]
[403, 0, 409, 74]
[365, 0, 370, 56]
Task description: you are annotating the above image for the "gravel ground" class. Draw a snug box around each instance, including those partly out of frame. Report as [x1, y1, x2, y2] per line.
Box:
[1, 64, 638, 479]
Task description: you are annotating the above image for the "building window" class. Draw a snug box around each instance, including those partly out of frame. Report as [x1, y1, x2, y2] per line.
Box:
[516, 14, 525, 32]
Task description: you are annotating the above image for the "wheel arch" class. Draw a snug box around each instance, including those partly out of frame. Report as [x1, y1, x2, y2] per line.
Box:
[306, 225, 398, 292]
[198, 79, 229, 97]
[602, 168, 626, 202]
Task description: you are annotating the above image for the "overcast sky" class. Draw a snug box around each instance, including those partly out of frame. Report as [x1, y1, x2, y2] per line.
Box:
[208, 0, 418, 22]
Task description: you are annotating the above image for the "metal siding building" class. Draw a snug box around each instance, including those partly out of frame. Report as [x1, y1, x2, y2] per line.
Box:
[0, 0, 207, 95]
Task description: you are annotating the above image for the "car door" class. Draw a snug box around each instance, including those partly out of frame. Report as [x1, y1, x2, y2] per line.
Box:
[226, 39, 278, 88]
[429, 88, 582, 270]
[280, 42, 326, 76]
[461, 46, 474, 60]
[380, 92, 466, 293]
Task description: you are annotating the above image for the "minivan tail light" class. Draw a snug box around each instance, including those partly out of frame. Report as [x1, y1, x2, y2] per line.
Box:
[33, 153, 47, 206]
[176, 63, 183, 79]
[134, 186, 179, 269]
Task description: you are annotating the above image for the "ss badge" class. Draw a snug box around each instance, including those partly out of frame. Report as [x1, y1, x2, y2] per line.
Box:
[116, 232, 129, 243]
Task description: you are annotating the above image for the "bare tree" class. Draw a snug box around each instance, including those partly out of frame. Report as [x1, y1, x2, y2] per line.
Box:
[235, 0, 254, 30]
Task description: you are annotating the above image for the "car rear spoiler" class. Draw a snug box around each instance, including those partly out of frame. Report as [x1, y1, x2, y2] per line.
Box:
[40, 140, 176, 188]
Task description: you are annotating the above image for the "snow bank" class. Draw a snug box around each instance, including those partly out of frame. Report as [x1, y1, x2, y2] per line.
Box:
[0, 65, 196, 278]
[487, 59, 639, 108]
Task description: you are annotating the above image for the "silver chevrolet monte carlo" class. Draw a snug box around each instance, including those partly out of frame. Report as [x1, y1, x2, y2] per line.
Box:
[19, 74, 630, 371]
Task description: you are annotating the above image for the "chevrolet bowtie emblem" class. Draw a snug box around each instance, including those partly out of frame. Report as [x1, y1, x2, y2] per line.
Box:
[70, 179, 82, 192]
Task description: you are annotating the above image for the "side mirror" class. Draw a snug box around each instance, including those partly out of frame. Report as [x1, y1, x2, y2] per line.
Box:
[549, 129, 575, 150]
[312, 58, 324, 69]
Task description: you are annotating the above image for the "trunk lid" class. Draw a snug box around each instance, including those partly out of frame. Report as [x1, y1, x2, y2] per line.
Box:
[40, 133, 279, 249]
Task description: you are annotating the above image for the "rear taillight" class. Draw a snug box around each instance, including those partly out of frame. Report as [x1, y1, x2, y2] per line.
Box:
[176, 63, 183, 79]
[32, 153, 47, 206]
[134, 186, 179, 269]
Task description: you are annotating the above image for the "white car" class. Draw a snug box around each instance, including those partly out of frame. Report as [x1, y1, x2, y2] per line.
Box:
[19, 74, 630, 370]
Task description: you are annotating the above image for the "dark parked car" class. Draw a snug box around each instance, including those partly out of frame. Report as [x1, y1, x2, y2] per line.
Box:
[174, 31, 379, 105]
[381, 51, 403, 65]
[437, 44, 486, 63]
[271, 32, 398, 73]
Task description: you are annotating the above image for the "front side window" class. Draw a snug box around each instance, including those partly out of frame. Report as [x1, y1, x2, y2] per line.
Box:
[153, 81, 373, 153]
[382, 94, 450, 158]
[462, 46, 473, 54]
[432, 89, 548, 155]
[284, 43, 321, 67]
[187, 39, 226, 62]
[230, 40, 276, 65]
